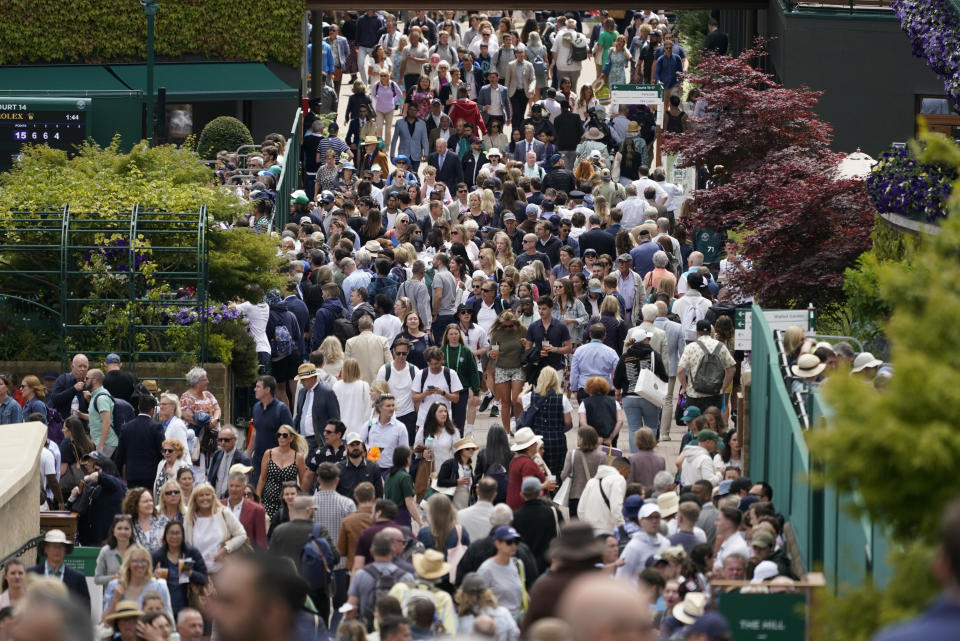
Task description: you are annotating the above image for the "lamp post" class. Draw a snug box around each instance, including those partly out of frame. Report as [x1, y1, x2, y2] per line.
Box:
[140, 0, 158, 146]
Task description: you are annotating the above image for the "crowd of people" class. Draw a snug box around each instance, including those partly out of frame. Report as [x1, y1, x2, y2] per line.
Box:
[0, 8, 904, 641]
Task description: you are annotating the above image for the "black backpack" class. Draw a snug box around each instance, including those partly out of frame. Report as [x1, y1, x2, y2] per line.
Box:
[692, 339, 726, 396]
[360, 565, 408, 631]
[331, 317, 358, 348]
[418, 367, 452, 392]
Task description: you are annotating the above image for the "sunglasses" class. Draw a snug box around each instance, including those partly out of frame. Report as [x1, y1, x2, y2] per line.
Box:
[162, 449, 176, 454]
[278, 433, 293, 439]
[164, 490, 181, 496]
[217, 437, 235, 443]
[323, 429, 337, 434]
[243, 491, 255, 498]
[395, 351, 409, 356]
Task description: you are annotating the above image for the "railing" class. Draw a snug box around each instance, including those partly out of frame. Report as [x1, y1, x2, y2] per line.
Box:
[748, 304, 891, 591]
[273, 107, 303, 231]
[0, 535, 44, 568]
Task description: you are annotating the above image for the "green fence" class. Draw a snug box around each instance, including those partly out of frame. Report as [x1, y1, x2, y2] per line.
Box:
[273, 106, 302, 230]
[748, 304, 891, 591]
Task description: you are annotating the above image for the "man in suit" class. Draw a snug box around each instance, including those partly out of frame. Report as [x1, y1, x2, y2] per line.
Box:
[113, 394, 163, 489]
[513, 124, 546, 163]
[28, 530, 90, 607]
[461, 137, 487, 189]
[578, 213, 617, 258]
[344, 316, 392, 384]
[424, 99, 445, 133]
[390, 103, 430, 173]
[292, 363, 340, 452]
[325, 24, 351, 87]
[506, 46, 536, 133]
[428, 113, 455, 151]
[427, 138, 464, 193]
[477, 70, 511, 131]
[705, 18, 729, 55]
[222, 469, 268, 549]
[208, 425, 252, 498]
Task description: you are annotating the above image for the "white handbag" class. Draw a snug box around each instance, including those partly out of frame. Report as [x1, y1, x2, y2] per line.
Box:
[553, 451, 573, 507]
[634, 353, 666, 407]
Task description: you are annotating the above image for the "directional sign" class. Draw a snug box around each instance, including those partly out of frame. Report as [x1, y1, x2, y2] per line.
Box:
[610, 83, 663, 103]
[735, 308, 812, 351]
[609, 83, 664, 128]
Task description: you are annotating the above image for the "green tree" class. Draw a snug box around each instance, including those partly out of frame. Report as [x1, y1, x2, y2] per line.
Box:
[196, 116, 255, 160]
[808, 131, 960, 640]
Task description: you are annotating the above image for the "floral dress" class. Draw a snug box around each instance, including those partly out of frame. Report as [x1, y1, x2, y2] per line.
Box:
[134, 514, 170, 554]
[410, 88, 435, 120]
[261, 451, 299, 520]
[608, 49, 629, 86]
[180, 390, 220, 485]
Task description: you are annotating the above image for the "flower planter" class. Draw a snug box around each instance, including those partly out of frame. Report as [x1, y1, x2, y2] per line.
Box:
[878, 211, 942, 236]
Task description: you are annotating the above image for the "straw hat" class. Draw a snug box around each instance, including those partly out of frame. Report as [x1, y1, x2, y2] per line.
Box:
[454, 437, 478, 453]
[412, 549, 451, 580]
[294, 363, 321, 381]
[672, 592, 706, 624]
[363, 135, 379, 146]
[104, 600, 144, 623]
[791, 353, 825, 379]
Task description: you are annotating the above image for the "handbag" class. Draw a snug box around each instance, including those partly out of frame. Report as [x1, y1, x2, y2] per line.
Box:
[553, 452, 573, 507]
[414, 456, 435, 502]
[516, 393, 547, 429]
[634, 353, 666, 407]
[447, 525, 467, 583]
[60, 442, 85, 497]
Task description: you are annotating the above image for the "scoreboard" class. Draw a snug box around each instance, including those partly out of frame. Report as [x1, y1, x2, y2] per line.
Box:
[0, 97, 91, 169]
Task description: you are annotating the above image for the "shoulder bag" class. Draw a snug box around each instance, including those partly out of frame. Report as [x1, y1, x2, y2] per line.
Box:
[634, 352, 666, 407]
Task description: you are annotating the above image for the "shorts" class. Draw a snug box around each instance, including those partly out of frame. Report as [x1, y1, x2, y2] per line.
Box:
[495, 367, 525, 384]
[271, 354, 300, 383]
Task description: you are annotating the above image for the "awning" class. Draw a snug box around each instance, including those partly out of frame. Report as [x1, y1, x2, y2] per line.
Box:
[109, 62, 298, 101]
[0, 65, 131, 94]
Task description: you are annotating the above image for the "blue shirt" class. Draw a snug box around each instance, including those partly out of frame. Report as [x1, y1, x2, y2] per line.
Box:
[358, 416, 408, 469]
[252, 399, 294, 478]
[0, 396, 22, 425]
[654, 53, 683, 89]
[872, 597, 960, 641]
[570, 340, 620, 391]
[630, 241, 659, 277]
[322, 41, 335, 75]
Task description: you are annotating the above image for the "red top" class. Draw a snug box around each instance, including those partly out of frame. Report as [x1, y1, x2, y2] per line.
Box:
[506, 454, 545, 509]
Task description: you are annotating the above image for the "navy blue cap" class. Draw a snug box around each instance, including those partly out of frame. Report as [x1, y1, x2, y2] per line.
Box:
[493, 525, 521, 541]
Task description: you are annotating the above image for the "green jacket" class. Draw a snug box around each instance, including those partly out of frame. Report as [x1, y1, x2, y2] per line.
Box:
[442, 344, 481, 394]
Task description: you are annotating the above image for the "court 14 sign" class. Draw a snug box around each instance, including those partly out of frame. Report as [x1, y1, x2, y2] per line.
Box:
[610, 84, 664, 127]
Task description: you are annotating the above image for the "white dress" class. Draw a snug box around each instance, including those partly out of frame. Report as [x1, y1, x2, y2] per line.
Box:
[333, 379, 372, 435]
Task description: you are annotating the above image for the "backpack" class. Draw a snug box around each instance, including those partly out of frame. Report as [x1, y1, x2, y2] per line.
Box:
[45, 406, 65, 445]
[418, 367, 452, 394]
[300, 523, 338, 593]
[691, 339, 726, 396]
[384, 363, 416, 383]
[398, 535, 426, 564]
[332, 317, 358, 348]
[531, 52, 547, 75]
[566, 31, 589, 62]
[272, 324, 295, 359]
[361, 565, 409, 631]
[111, 397, 136, 430]
[680, 299, 707, 342]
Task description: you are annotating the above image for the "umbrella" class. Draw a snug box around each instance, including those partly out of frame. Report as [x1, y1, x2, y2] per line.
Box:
[836, 148, 876, 180]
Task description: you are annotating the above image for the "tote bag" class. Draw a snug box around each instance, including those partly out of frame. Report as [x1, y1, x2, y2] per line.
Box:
[634, 353, 666, 407]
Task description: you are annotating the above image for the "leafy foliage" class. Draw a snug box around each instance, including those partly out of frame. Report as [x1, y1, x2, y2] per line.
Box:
[0, 138, 248, 223]
[196, 116, 255, 160]
[207, 228, 287, 303]
[809, 134, 960, 543]
[0, 0, 304, 67]
[663, 44, 875, 309]
[674, 11, 710, 70]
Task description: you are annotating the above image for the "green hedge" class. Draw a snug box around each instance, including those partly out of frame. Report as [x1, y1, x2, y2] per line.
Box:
[0, 0, 304, 67]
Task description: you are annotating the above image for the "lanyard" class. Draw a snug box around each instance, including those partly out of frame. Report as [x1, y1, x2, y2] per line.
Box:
[446, 344, 462, 368]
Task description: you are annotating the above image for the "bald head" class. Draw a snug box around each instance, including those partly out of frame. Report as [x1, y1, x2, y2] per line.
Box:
[560, 575, 654, 641]
[688, 251, 704, 267]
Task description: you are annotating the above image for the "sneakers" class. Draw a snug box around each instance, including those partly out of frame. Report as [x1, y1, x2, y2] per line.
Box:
[489, 404, 500, 418]
[479, 393, 493, 413]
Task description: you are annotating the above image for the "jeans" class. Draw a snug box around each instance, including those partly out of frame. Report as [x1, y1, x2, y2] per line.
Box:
[622, 395, 661, 446]
[328, 569, 350, 630]
[433, 314, 455, 344]
[451, 390, 469, 436]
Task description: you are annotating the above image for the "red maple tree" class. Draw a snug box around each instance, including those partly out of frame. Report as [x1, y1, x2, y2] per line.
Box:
[663, 43, 874, 309]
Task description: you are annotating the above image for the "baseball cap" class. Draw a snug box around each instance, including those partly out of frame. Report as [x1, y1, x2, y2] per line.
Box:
[345, 432, 364, 445]
[696, 319, 713, 334]
[320, 191, 336, 204]
[521, 477, 542, 496]
[617, 253, 632, 263]
[502, 212, 517, 222]
[716, 479, 733, 497]
[622, 495, 644, 521]
[550, 153, 562, 165]
[526, 203, 541, 218]
[750, 531, 775, 550]
[698, 429, 719, 443]
[639, 503, 661, 519]
[588, 278, 603, 294]
[492, 525, 522, 541]
[569, 190, 585, 199]
[104, 353, 121, 364]
[583, 248, 598, 257]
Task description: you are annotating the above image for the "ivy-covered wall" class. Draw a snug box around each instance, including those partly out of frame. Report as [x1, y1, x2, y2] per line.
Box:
[0, 0, 304, 67]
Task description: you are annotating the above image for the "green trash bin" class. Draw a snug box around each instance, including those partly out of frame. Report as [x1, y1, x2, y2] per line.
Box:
[63, 546, 100, 578]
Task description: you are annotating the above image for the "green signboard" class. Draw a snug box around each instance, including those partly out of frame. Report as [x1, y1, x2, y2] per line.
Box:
[716, 592, 807, 641]
[0, 96, 92, 169]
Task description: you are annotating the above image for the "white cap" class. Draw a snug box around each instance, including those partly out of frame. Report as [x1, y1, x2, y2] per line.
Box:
[345, 432, 363, 445]
[751, 560, 779, 583]
[639, 503, 661, 519]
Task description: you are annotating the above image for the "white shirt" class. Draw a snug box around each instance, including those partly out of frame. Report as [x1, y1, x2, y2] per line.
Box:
[414, 426, 457, 464]
[457, 500, 495, 542]
[476, 301, 499, 334]
[374, 314, 403, 344]
[40, 446, 56, 501]
[299, 386, 316, 437]
[618, 196, 648, 230]
[237, 302, 270, 354]
[412, 368, 464, 426]
[333, 379, 372, 435]
[714, 531, 751, 570]
[630, 178, 668, 205]
[46, 440, 61, 480]
[460, 324, 489, 370]
[657, 181, 684, 212]
[376, 362, 421, 417]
